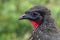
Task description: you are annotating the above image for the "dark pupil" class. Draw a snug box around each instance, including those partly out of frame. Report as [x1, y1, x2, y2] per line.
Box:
[33, 12, 37, 16]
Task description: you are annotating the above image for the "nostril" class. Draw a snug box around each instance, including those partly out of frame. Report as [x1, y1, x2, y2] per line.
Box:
[23, 16, 25, 17]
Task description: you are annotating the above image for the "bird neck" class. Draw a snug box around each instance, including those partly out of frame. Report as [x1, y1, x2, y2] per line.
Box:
[30, 20, 42, 29]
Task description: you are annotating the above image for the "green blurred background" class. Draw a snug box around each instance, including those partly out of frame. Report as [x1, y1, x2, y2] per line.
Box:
[0, 0, 60, 40]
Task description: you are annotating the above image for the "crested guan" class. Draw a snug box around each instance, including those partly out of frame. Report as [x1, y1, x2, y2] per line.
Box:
[18, 5, 60, 40]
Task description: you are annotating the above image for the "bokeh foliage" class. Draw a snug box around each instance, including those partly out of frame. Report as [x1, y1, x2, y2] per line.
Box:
[0, 0, 60, 40]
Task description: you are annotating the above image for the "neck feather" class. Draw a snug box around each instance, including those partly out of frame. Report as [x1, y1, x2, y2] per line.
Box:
[30, 20, 42, 29]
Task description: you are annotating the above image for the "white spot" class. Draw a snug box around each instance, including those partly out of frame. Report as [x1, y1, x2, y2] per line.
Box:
[30, 37, 33, 40]
[39, 31, 41, 33]
[37, 35, 38, 38]
[38, 38, 40, 40]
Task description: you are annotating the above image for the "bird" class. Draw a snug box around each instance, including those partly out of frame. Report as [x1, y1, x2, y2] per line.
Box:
[18, 5, 60, 40]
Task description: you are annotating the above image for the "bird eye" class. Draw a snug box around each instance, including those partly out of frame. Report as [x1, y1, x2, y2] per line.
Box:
[33, 12, 38, 16]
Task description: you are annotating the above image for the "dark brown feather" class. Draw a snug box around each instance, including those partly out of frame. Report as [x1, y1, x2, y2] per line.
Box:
[28, 5, 60, 40]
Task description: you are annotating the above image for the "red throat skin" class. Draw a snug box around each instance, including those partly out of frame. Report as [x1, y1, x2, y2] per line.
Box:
[30, 20, 42, 29]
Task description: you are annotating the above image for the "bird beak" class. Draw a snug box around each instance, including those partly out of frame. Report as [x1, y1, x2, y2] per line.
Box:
[18, 14, 28, 20]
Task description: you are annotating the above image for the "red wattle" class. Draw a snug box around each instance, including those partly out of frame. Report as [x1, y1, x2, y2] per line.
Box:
[30, 20, 42, 29]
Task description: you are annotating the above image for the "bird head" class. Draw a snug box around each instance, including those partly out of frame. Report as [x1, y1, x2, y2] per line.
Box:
[18, 5, 51, 29]
[19, 11, 43, 20]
